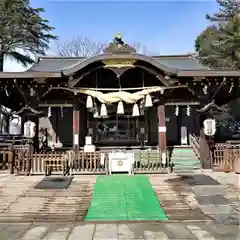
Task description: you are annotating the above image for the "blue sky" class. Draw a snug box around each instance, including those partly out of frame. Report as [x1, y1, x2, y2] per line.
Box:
[5, 0, 219, 71]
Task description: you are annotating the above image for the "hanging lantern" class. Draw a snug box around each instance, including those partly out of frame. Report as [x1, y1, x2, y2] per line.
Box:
[132, 103, 140, 117]
[48, 106, 51, 117]
[186, 105, 191, 116]
[117, 101, 124, 114]
[86, 95, 93, 108]
[100, 103, 107, 117]
[145, 94, 153, 107]
[175, 105, 179, 116]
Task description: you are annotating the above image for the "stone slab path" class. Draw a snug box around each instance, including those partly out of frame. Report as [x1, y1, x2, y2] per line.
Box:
[0, 221, 239, 240]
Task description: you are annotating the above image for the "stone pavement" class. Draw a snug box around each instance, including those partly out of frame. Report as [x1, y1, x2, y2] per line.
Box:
[0, 175, 96, 221]
[0, 221, 239, 240]
[149, 171, 240, 224]
[0, 171, 239, 239]
[0, 171, 239, 223]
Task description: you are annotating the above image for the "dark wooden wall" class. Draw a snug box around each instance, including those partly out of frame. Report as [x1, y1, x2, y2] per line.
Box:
[37, 104, 200, 148]
[147, 105, 200, 146]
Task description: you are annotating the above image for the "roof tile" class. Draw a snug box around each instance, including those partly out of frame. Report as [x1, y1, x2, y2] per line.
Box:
[27, 55, 208, 73]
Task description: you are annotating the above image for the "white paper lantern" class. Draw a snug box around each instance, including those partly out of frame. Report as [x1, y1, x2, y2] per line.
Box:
[203, 119, 216, 136]
[117, 101, 124, 114]
[24, 121, 36, 138]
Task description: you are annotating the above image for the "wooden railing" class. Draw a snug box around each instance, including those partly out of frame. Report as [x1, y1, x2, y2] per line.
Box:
[133, 149, 171, 173]
[14, 151, 68, 175]
[0, 143, 13, 172]
[11, 150, 107, 175]
[213, 144, 240, 172]
[189, 134, 200, 160]
[9, 148, 172, 175]
[71, 151, 108, 174]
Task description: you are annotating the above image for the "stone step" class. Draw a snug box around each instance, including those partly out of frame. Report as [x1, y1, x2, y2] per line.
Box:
[171, 157, 199, 161]
[171, 153, 197, 157]
[172, 167, 202, 171]
[172, 163, 201, 168]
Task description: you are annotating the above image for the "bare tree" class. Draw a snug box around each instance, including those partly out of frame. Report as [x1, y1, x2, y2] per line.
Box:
[56, 36, 152, 57]
[57, 36, 108, 57]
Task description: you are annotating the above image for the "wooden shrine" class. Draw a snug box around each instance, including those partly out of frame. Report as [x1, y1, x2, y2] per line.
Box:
[1, 34, 240, 171]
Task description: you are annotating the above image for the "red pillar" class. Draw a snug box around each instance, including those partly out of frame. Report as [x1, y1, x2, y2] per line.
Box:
[157, 105, 167, 151]
[73, 104, 80, 150]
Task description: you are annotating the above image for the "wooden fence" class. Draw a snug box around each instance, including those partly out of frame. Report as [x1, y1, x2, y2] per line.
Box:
[133, 149, 171, 173]
[70, 151, 108, 174]
[0, 143, 13, 171]
[1, 147, 171, 175]
[3, 142, 240, 175]
[213, 144, 240, 172]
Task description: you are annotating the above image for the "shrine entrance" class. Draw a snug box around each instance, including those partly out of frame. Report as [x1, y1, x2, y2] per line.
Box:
[95, 112, 141, 146]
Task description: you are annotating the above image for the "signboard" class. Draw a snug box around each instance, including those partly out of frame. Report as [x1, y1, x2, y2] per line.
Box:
[203, 119, 216, 136]
[24, 121, 36, 138]
[103, 59, 136, 68]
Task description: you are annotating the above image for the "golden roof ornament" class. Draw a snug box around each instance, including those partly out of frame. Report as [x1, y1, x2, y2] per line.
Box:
[103, 33, 136, 54]
[114, 32, 124, 45]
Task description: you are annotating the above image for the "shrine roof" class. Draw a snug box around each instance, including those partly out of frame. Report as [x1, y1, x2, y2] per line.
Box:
[1, 54, 240, 79]
[28, 54, 208, 73]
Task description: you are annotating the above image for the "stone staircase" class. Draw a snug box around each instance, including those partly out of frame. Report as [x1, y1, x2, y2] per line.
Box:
[169, 146, 202, 172]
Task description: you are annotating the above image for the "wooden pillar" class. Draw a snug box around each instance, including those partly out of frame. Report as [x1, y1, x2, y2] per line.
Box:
[73, 104, 80, 150]
[157, 104, 167, 151]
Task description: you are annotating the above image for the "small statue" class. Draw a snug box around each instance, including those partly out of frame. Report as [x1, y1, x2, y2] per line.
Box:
[114, 33, 124, 45]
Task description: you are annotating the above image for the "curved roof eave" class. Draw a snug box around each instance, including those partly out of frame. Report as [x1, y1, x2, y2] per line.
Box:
[62, 53, 179, 76]
[177, 70, 240, 77]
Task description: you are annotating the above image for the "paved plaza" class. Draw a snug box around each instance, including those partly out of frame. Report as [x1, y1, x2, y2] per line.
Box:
[0, 171, 239, 239]
[0, 221, 239, 240]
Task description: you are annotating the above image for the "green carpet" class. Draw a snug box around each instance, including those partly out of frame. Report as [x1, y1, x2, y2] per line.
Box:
[84, 175, 168, 221]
